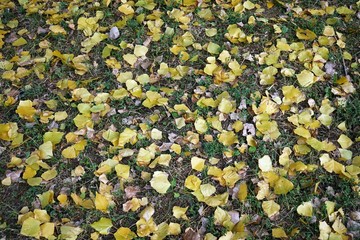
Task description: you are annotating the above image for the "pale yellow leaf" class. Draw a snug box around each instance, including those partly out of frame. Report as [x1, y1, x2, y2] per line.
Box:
[150, 171, 171, 194]
[297, 201, 313, 217]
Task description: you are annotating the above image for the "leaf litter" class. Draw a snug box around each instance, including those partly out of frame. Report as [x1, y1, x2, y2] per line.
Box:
[0, 0, 359, 239]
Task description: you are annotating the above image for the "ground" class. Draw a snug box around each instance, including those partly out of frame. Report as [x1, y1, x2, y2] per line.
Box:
[0, 0, 359, 239]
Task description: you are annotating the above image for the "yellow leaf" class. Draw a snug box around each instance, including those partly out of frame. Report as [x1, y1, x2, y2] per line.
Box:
[296, 28, 317, 40]
[296, 70, 315, 87]
[77, 16, 100, 36]
[157, 154, 172, 166]
[306, 138, 336, 152]
[114, 227, 136, 240]
[36, 190, 54, 209]
[119, 128, 137, 147]
[23, 166, 37, 180]
[243, 0, 255, 10]
[62, 146, 77, 159]
[218, 98, 235, 114]
[168, 222, 181, 235]
[91, 218, 113, 235]
[203, 192, 229, 207]
[115, 164, 130, 179]
[294, 126, 311, 139]
[339, 148, 352, 161]
[33, 209, 50, 223]
[205, 28, 217, 37]
[136, 217, 157, 237]
[337, 134, 353, 149]
[57, 194, 68, 205]
[323, 26, 335, 36]
[20, 217, 41, 238]
[95, 192, 109, 212]
[43, 132, 64, 145]
[218, 131, 238, 146]
[40, 222, 55, 238]
[191, 156, 205, 171]
[273, 177, 294, 195]
[170, 143, 181, 154]
[258, 155, 273, 172]
[150, 219, 168, 238]
[207, 42, 221, 55]
[297, 201, 313, 217]
[279, 147, 292, 167]
[336, 6, 355, 15]
[2, 70, 16, 81]
[184, 175, 201, 191]
[237, 182, 248, 202]
[134, 45, 148, 57]
[39, 141, 53, 160]
[214, 207, 233, 230]
[27, 177, 42, 186]
[41, 169, 57, 181]
[272, 228, 287, 238]
[200, 183, 216, 197]
[102, 129, 119, 146]
[204, 63, 218, 75]
[150, 171, 171, 194]
[137, 148, 154, 166]
[13, 37, 27, 46]
[222, 166, 240, 187]
[262, 200, 280, 217]
[118, 4, 134, 15]
[150, 128, 162, 140]
[16, 100, 36, 122]
[123, 54, 138, 67]
[332, 217, 347, 234]
[49, 25, 67, 35]
[325, 201, 336, 216]
[173, 206, 188, 220]
[81, 32, 108, 53]
[60, 226, 83, 239]
[323, 160, 345, 174]
[232, 120, 244, 132]
[256, 181, 270, 200]
[194, 117, 208, 134]
[319, 221, 332, 240]
[2, 177, 11, 186]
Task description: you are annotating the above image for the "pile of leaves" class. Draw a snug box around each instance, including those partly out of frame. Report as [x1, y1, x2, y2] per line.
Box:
[0, 0, 359, 239]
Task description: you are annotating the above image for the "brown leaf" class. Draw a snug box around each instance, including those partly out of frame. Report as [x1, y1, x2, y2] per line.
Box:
[182, 228, 201, 240]
[125, 186, 140, 199]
